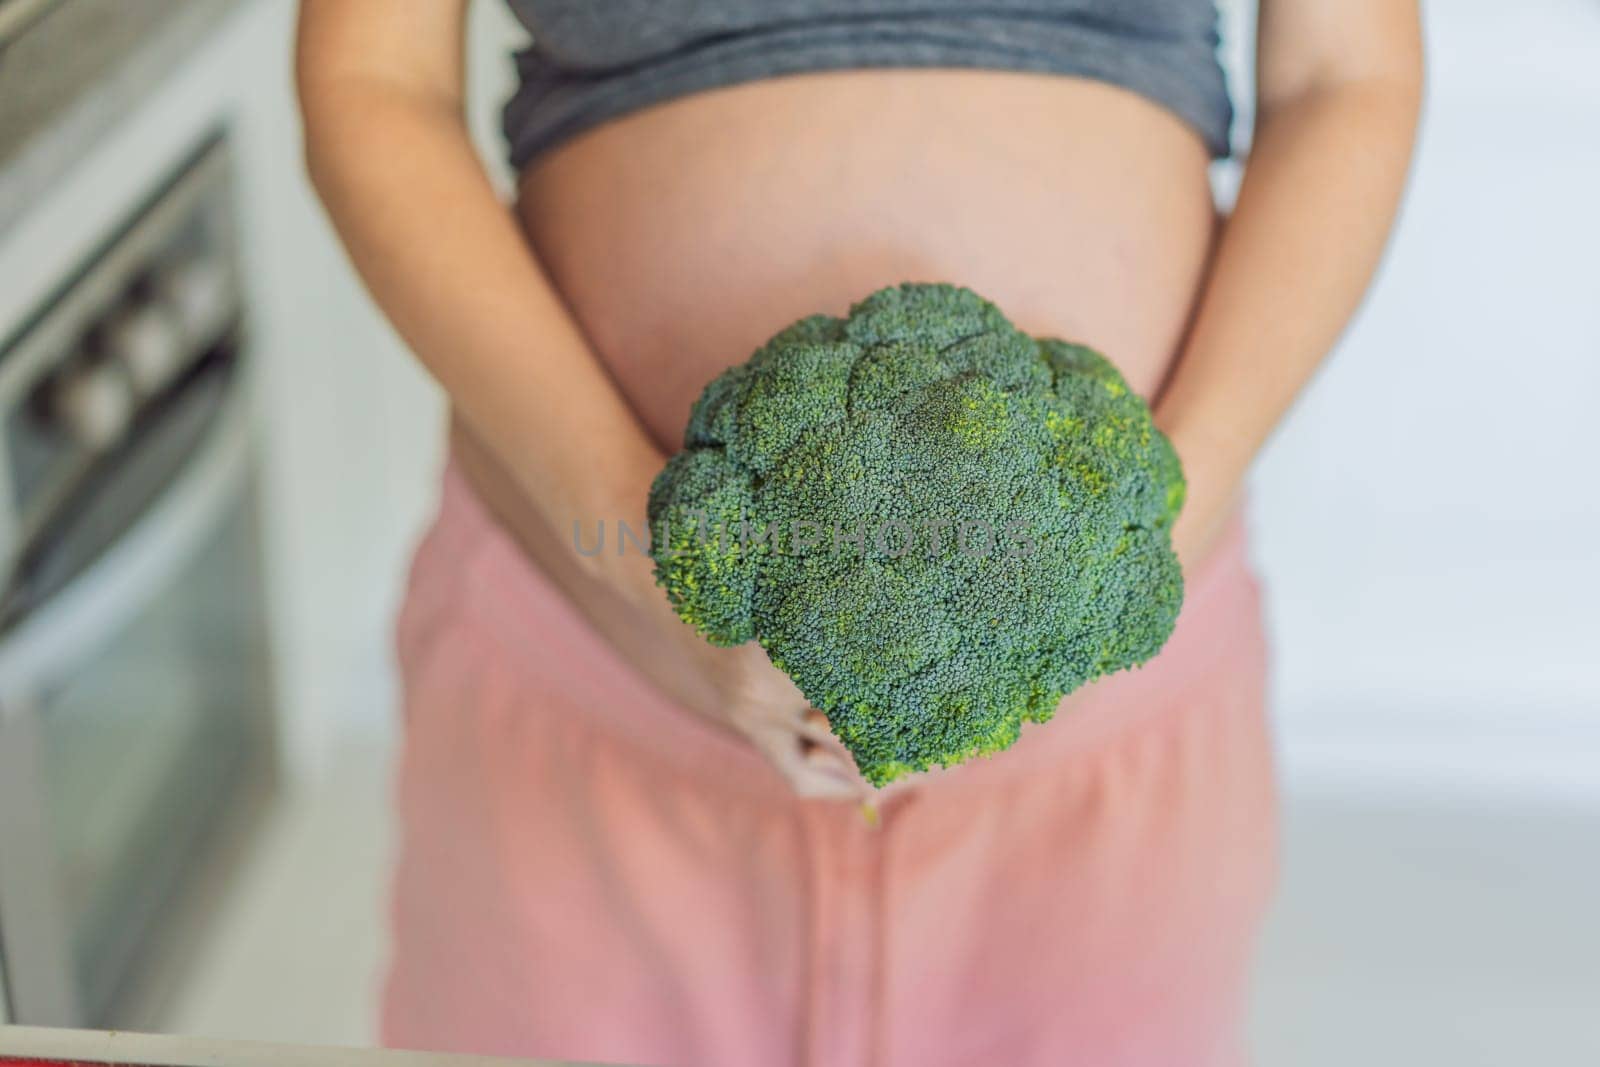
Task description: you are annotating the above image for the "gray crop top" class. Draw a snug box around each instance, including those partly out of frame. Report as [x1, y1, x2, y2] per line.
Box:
[501, 0, 1234, 171]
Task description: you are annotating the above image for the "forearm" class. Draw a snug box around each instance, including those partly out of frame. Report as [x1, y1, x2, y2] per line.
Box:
[301, 86, 736, 711]
[292, 1, 858, 794]
[1155, 76, 1422, 561]
[299, 80, 661, 557]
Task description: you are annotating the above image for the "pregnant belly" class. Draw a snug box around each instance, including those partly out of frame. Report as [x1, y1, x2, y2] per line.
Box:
[516, 68, 1219, 451]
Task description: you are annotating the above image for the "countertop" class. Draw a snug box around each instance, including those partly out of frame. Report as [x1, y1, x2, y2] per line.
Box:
[0, 1027, 596, 1067]
[0, 0, 242, 233]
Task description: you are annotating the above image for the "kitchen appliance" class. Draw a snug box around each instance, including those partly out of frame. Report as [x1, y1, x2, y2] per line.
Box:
[1, 0, 241, 236]
[0, 132, 275, 1029]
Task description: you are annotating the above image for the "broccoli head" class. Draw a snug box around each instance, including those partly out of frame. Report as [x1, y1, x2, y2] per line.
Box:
[648, 283, 1186, 786]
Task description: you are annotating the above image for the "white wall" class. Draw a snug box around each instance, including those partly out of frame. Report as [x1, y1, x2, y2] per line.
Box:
[1242, 0, 1600, 800]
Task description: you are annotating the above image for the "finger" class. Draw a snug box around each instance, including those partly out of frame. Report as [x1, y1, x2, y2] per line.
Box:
[776, 745, 866, 799]
[803, 739, 844, 766]
[793, 710, 871, 789]
[800, 710, 851, 751]
[798, 720, 865, 780]
[802, 738, 858, 777]
[795, 771, 868, 800]
[789, 732, 856, 778]
[800, 739, 875, 793]
[755, 729, 867, 800]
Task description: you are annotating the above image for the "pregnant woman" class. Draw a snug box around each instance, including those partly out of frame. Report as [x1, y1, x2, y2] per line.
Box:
[296, 2, 1421, 1064]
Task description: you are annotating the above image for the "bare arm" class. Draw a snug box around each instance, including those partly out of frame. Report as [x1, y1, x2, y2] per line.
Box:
[295, 0, 658, 534]
[1155, 0, 1424, 566]
[295, 0, 866, 797]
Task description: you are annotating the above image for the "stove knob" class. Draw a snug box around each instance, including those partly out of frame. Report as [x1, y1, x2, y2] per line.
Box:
[103, 300, 186, 397]
[155, 257, 234, 347]
[53, 359, 134, 451]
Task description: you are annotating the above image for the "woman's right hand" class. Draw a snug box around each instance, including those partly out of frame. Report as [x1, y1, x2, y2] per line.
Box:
[693, 639, 874, 800]
[452, 423, 871, 800]
[595, 551, 878, 799]
[604, 511, 875, 801]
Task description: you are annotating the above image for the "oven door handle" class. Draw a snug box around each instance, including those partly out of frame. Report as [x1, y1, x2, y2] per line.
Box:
[0, 382, 253, 705]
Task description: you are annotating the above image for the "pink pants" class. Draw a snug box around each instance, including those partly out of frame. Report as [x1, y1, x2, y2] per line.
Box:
[381, 457, 1278, 1067]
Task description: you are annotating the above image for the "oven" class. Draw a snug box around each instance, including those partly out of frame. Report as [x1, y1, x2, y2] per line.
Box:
[0, 0, 60, 48]
[0, 133, 276, 1029]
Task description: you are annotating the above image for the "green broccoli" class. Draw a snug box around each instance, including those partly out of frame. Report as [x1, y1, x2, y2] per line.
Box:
[648, 283, 1186, 787]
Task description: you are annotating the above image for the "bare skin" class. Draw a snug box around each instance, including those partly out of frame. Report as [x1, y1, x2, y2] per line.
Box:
[296, 0, 1422, 799]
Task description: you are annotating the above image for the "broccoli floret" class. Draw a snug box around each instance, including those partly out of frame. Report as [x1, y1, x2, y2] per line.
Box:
[648, 283, 1185, 787]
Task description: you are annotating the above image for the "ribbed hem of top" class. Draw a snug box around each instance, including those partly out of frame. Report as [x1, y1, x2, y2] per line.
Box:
[503, 27, 1234, 171]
